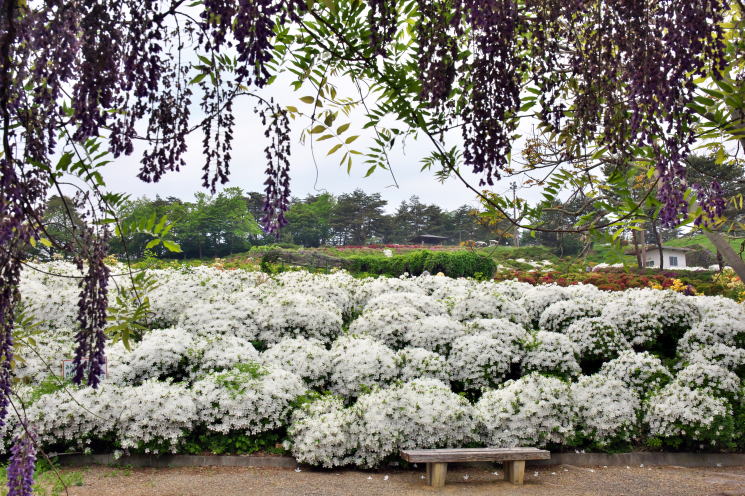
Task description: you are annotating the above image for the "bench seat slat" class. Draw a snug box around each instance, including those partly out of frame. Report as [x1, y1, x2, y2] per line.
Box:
[400, 448, 550, 463]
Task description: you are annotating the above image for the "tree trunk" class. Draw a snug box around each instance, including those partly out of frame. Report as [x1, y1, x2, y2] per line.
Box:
[632, 231, 642, 268]
[703, 231, 745, 281]
[652, 218, 664, 270]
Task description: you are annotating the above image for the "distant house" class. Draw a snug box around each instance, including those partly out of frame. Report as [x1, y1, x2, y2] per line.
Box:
[410, 234, 448, 246]
[624, 245, 693, 268]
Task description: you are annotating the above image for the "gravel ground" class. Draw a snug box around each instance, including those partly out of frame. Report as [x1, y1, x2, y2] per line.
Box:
[56, 463, 745, 496]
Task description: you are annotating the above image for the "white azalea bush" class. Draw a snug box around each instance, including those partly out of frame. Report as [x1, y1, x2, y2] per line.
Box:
[261, 337, 330, 388]
[564, 318, 630, 368]
[288, 379, 475, 468]
[327, 336, 398, 398]
[448, 334, 518, 390]
[347, 306, 425, 348]
[521, 331, 581, 378]
[673, 362, 741, 400]
[475, 373, 575, 448]
[571, 375, 640, 447]
[192, 362, 306, 435]
[10, 263, 745, 464]
[645, 383, 735, 449]
[539, 299, 600, 333]
[396, 347, 451, 383]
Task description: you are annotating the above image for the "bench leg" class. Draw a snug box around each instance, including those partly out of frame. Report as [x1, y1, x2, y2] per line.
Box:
[504, 460, 525, 485]
[426, 462, 448, 488]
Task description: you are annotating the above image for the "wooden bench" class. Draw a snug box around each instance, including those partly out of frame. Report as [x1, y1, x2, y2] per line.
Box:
[400, 447, 550, 488]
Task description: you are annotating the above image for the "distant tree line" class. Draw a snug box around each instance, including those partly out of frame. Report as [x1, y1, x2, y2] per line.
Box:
[36, 188, 501, 260]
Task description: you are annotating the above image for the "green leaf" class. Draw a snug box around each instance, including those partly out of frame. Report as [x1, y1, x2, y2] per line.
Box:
[300, 96, 315, 104]
[309, 125, 326, 134]
[345, 135, 359, 144]
[364, 165, 376, 177]
[162, 240, 182, 253]
[39, 238, 52, 248]
[145, 238, 161, 249]
[327, 143, 342, 155]
[336, 123, 350, 134]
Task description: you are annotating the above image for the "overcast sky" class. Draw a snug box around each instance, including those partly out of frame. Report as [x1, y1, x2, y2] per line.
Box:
[98, 70, 541, 214]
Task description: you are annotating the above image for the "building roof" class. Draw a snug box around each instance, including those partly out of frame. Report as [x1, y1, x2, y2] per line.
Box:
[410, 234, 448, 242]
[623, 244, 695, 255]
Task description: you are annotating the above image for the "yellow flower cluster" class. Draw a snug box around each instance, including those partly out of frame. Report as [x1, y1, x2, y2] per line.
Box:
[713, 269, 745, 302]
[648, 279, 697, 295]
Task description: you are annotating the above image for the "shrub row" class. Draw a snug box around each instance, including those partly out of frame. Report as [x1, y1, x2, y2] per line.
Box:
[346, 250, 496, 279]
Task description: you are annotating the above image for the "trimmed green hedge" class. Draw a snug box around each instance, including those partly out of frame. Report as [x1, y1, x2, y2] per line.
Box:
[346, 250, 496, 279]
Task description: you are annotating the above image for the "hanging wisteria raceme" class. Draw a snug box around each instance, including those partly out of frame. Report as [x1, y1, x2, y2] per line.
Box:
[692, 180, 726, 227]
[6, 431, 36, 496]
[367, 0, 398, 56]
[461, 0, 522, 186]
[72, 230, 111, 388]
[415, 0, 462, 110]
[258, 101, 292, 236]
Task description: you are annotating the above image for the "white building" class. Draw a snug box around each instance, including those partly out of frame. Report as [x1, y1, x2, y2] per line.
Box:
[625, 245, 693, 269]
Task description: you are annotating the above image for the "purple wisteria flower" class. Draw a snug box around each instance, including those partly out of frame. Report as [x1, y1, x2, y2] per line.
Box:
[7, 432, 37, 496]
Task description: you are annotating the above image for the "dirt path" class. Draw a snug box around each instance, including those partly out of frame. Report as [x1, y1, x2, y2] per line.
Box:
[58, 463, 745, 496]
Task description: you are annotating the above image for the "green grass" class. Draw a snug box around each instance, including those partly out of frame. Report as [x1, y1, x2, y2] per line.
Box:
[0, 462, 85, 496]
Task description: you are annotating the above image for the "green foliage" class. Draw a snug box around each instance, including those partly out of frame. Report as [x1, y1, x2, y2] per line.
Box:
[183, 430, 286, 456]
[106, 271, 160, 349]
[0, 459, 85, 496]
[28, 375, 69, 403]
[346, 250, 496, 278]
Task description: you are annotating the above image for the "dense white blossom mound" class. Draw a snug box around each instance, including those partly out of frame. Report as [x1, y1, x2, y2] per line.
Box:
[11, 263, 745, 465]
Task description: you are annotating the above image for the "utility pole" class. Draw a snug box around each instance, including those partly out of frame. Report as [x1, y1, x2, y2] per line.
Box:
[510, 182, 520, 248]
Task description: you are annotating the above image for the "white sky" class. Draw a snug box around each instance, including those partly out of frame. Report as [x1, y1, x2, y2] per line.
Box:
[98, 65, 542, 214]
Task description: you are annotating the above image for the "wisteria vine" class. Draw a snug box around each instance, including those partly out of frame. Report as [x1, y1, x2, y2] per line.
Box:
[0, 1, 736, 491]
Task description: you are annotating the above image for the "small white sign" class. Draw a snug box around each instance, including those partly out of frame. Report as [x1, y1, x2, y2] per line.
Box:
[61, 359, 108, 381]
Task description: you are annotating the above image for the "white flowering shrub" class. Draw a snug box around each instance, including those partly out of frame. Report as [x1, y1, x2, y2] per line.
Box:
[14, 327, 75, 383]
[364, 292, 445, 316]
[518, 285, 568, 327]
[13, 263, 745, 461]
[191, 336, 260, 375]
[404, 315, 466, 354]
[261, 337, 330, 388]
[674, 362, 741, 400]
[348, 306, 425, 348]
[521, 331, 581, 378]
[683, 343, 745, 375]
[600, 293, 663, 348]
[571, 375, 640, 447]
[465, 318, 529, 345]
[564, 318, 630, 367]
[693, 316, 745, 348]
[192, 363, 306, 434]
[113, 328, 194, 384]
[396, 347, 451, 383]
[115, 380, 198, 453]
[475, 373, 575, 447]
[327, 336, 398, 398]
[598, 351, 672, 396]
[351, 379, 475, 467]
[645, 383, 735, 448]
[27, 386, 119, 450]
[254, 293, 343, 345]
[539, 300, 599, 333]
[447, 290, 530, 326]
[287, 395, 356, 467]
[177, 292, 262, 341]
[19, 262, 82, 329]
[354, 276, 425, 310]
[448, 334, 518, 390]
